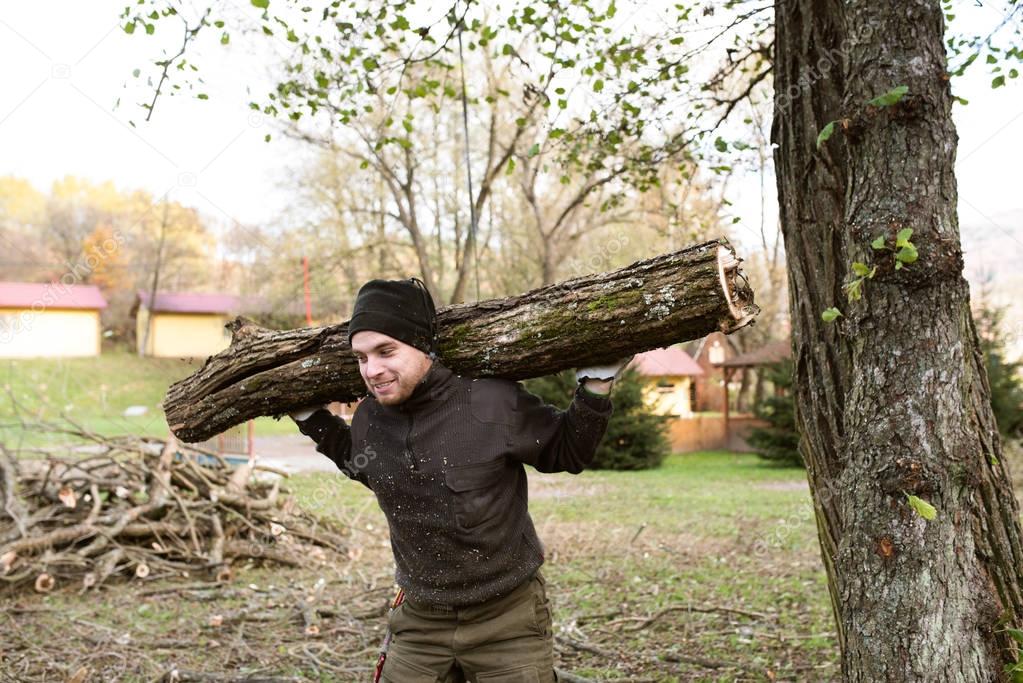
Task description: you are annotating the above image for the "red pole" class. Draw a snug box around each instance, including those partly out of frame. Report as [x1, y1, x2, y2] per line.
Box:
[303, 256, 313, 326]
[722, 367, 731, 449]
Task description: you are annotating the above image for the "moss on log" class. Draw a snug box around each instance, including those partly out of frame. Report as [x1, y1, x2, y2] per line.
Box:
[163, 240, 757, 442]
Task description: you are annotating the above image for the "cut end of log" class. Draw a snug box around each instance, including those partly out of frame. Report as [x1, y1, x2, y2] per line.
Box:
[34, 572, 55, 593]
[716, 243, 760, 333]
[1, 550, 17, 575]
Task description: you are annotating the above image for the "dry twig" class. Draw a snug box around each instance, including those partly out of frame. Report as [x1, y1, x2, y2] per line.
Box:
[0, 424, 348, 594]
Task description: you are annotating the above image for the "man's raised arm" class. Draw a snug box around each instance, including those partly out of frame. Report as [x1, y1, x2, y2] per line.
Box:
[291, 407, 367, 486]
[510, 357, 631, 474]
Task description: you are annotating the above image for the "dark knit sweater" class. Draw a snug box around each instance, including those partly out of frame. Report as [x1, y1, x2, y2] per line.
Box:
[296, 361, 612, 607]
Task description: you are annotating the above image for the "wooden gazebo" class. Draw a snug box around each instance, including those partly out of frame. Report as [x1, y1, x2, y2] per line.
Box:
[715, 339, 791, 439]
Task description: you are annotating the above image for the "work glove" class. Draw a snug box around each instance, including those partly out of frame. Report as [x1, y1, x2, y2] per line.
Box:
[289, 405, 323, 423]
[574, 356, 634, 383]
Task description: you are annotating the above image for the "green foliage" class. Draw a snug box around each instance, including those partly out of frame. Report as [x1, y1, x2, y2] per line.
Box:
[945, 2, 1023, 88]
[843, 261, 877, 303]
[827, 228, 921, 319]
[815, 120, 835, 149]
[747, 360, 803, 468]
[906, 494, 938, 521]
[821, 307, 842, 323]
[867, 84, 909, 107]
[974, 301, 1023, 441]
[818, 85, 909, 152]
[523, 366, 670, 471]
[117, 0, 759, 192]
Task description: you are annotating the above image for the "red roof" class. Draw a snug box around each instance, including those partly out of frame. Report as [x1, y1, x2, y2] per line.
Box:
[719, 340, 791, 368]
[0, 282, 107, 310]
[630, 346, 704, 377]
[137, 290, 241, 314]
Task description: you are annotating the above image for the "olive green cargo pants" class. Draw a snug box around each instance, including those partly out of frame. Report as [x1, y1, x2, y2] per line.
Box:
[380, 570, 556, 682]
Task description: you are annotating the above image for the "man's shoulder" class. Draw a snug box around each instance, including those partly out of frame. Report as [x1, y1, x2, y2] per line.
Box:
[349, 396, 378, 434]
[465, 376, 521, 424]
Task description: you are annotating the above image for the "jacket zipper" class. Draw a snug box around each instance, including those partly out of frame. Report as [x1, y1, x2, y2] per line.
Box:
[404, 413, 417, 470]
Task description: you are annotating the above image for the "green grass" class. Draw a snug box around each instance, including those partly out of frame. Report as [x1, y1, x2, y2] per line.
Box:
[282, 453, 835, 681]
[4, 452, 835, 681]
[0, 352, 836, 680]
[0, 352, 303, 447]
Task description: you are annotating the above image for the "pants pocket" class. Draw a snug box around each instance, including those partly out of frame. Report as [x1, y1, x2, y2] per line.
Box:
[477, 664, 540, 682]
[530, 574, 552, 638]
[381, 652, 440, 682]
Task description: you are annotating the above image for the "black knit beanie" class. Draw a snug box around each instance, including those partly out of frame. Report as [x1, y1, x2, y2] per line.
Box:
[346, 278, 437, 354]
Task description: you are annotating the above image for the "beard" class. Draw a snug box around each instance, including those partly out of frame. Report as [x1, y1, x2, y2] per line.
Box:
[362, 356, 433, 406]
[368, 374, 415, 405]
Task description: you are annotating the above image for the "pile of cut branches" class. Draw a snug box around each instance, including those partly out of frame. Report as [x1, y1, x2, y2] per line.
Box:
[0, 430, 347, 595]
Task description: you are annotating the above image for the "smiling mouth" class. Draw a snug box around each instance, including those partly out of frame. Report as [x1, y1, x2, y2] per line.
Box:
[374, 380, 396, 391]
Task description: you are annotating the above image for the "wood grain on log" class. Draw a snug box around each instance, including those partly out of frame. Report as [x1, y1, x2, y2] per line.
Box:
[164, 240, 758, 442]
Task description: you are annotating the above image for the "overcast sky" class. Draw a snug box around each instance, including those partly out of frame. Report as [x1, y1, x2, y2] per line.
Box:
[1, 1, 1020, 260]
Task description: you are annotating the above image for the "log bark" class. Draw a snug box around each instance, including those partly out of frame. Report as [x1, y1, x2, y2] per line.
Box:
[164, 239, 757, 442]
[773, 0, 1023, 679]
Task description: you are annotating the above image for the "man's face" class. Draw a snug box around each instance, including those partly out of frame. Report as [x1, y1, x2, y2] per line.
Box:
[351, 330, 433, 406]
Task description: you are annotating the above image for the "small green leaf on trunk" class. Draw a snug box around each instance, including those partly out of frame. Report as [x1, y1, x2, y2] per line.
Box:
[871, 235, 886, 250]
[896, 244, 918, 264]
[816, 121, 836, 149]
[851, 262, 873, 277]
[906, 494, 937, 520]
[868, 85, 909, 107]
[844, 279, 863, 302]
[821, 307, 842, 322]
[896, 228, 914, 247]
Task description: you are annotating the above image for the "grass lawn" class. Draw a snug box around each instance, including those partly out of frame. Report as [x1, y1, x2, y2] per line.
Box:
[0, 352, 302, 449]
[3, 451, 837, 682]
[4, 356, 1020, 681]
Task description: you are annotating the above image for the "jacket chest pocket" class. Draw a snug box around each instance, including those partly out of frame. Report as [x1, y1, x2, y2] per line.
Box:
[444, 458, 509, 531]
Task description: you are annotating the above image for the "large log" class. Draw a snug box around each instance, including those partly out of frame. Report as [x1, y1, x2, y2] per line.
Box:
[164, 239, 758, 442]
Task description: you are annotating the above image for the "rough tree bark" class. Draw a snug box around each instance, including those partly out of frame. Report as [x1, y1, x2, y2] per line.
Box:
[773, 0, 1023, 679]
[163, 240, 756, 443]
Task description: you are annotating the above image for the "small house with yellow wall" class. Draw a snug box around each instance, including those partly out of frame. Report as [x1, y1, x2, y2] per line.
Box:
[134, 291, 240, 358]
[630, 346, 704, 416]
[0, 282, 108, 358]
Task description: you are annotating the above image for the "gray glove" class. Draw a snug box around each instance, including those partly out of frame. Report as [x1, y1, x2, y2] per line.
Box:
[288, 405, 323, 423]
[574, 356, 633, 383]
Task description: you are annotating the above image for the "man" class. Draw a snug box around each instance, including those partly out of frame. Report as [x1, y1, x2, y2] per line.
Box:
[291, 277, 627, 682]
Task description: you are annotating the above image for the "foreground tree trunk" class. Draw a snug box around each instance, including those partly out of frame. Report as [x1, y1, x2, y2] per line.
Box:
[164, 240, 757, 442]
[773, 0, 1023, 679]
